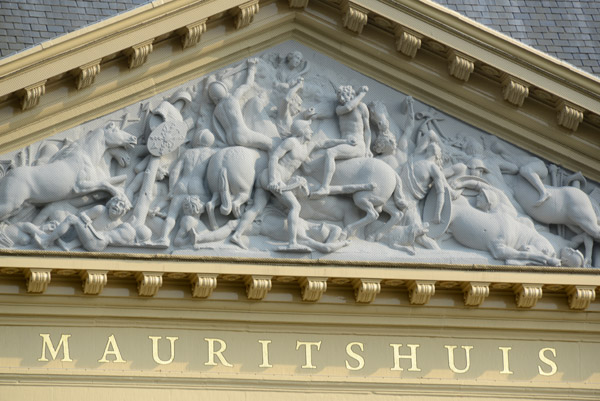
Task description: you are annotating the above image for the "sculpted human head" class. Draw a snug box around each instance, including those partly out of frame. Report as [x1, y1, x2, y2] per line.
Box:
[286, 51, 303, 69]
[336, 85, 355, 105]
[192, 129, 215, 148]
[208, 81, 228, 103]
[106, 194, 131, 219]
[290, 119, 312, 142]
[183, 195, 204, 216]
[468, 158, 489, 178]
[560, 247, 584, 267]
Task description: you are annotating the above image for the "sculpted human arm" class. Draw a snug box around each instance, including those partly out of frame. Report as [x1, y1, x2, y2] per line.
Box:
[233, 58, 259, 99]
[268, 138, 295, 192]
[431, 165, 447, 223]
[336, 86, 368, 116]
[360, 103, 373, 157]
[168, 157, 185, 195]
[80, 205, 105, 225]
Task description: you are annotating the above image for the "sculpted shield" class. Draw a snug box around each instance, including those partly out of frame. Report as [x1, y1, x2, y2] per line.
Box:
[147, 120, 188, 157]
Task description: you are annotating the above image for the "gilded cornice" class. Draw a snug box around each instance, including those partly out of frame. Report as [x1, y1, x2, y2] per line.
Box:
[1, 251, 598, 310]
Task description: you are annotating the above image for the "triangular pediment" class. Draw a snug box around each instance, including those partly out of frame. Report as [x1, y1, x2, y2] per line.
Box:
[1, 39, 599, 270]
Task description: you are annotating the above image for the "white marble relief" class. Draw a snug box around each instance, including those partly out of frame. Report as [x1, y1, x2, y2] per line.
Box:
[0, 41, 599, 267]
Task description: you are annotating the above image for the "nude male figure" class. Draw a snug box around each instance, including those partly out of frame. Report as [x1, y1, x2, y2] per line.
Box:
[35, 194, 135, 252]
[208, 58, 273, 151]
[312, 85, 372, 197]
[230, 120, 317, 251]
[156, 129, 216, 245]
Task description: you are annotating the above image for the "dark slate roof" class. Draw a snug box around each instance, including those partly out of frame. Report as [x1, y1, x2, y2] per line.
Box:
[433, 0, 600, 76]
[0, 0, 150, 58]
[0, 0, 599, 77]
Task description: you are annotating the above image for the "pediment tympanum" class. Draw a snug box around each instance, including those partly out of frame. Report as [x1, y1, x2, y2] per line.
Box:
[1, 41, 598, 268]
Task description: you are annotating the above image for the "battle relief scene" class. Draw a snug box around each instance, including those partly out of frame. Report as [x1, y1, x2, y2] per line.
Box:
[1, 41, 599, 267]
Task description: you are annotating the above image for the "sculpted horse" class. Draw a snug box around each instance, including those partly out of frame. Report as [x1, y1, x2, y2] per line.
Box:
[0, 122, 137, 221]
[449, 193, 560, 266]
[204, 146, 267, 230]
[302, 154, 406, 240]
[512, 175, 600, 266]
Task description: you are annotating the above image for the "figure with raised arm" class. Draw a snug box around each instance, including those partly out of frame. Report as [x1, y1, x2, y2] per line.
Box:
[230, 119, 318, 251]
[311, 85, 372, 197]
[34, 194, 136, 252]
[208, 58, 274, 151]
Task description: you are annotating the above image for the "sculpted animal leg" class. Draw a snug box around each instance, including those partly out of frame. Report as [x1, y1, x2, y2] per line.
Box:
[367, 200, 403, 242]
[219, 168, 232, 216]
[0, 176, 29, 220]
[230, 188, 269, 249]
[344, 195, 379, 238]
[206, 192, 221, 231]
[231, 192, 251, 218]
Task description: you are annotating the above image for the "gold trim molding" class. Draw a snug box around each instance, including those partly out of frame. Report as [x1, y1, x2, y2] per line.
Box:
[232, 0, 260, 30]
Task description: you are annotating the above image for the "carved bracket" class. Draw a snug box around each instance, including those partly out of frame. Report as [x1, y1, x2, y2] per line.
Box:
[352, 278, 381, 303]
[136, 272, 163, 297]
[125, 39, 154, 69]
[25, 268, 52, 294]
[179, 19, 207, 49]
[80, 270, 108, 295]
[244, 275, 272, 300]
[447, 50, 475, 82]
[394, 26, 422, 58]
[556, 100, 585, 131]
[299, 277, 328, 302]
[289, 0, 309, 8]
[501, 74, 529, 107]
[190, 273, 218, 298]
[407, 280, 436, 305]
[513, 283, 543, 308]
[18, 81, 46, 111]
[566, 285, 597, 310]
[341, 1, 369, 34]
[73, 59, 102, 90]
[461, 282, 490, 306]
[232, 0, 260, 30]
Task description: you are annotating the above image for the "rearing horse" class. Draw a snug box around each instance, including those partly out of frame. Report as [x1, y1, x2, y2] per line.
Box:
[0, 122, 137, 221]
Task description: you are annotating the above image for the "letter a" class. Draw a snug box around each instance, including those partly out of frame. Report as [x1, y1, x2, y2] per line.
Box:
[98, 334, 126, 363]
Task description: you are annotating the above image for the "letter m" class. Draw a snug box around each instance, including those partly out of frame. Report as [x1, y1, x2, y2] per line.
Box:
[38, 334, 72, 362]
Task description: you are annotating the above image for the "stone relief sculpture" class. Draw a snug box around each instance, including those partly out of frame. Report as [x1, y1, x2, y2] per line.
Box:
[0, 42, 598, 267]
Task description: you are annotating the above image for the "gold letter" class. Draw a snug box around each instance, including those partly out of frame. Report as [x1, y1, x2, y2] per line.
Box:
[445, 345, 473, 373]
[38, 334, 72, 362]
[98, 334, 126, 363]
[499, 347, 513, 375]
[389, 344, 421, 371]
[538, 347, 557, 376]
[296, 341, 321, 369]
[204, 338, 233, 367]
[149, 336, 178, 365]
[258, 340, 272, 368]
[345, 342, 365, 371]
